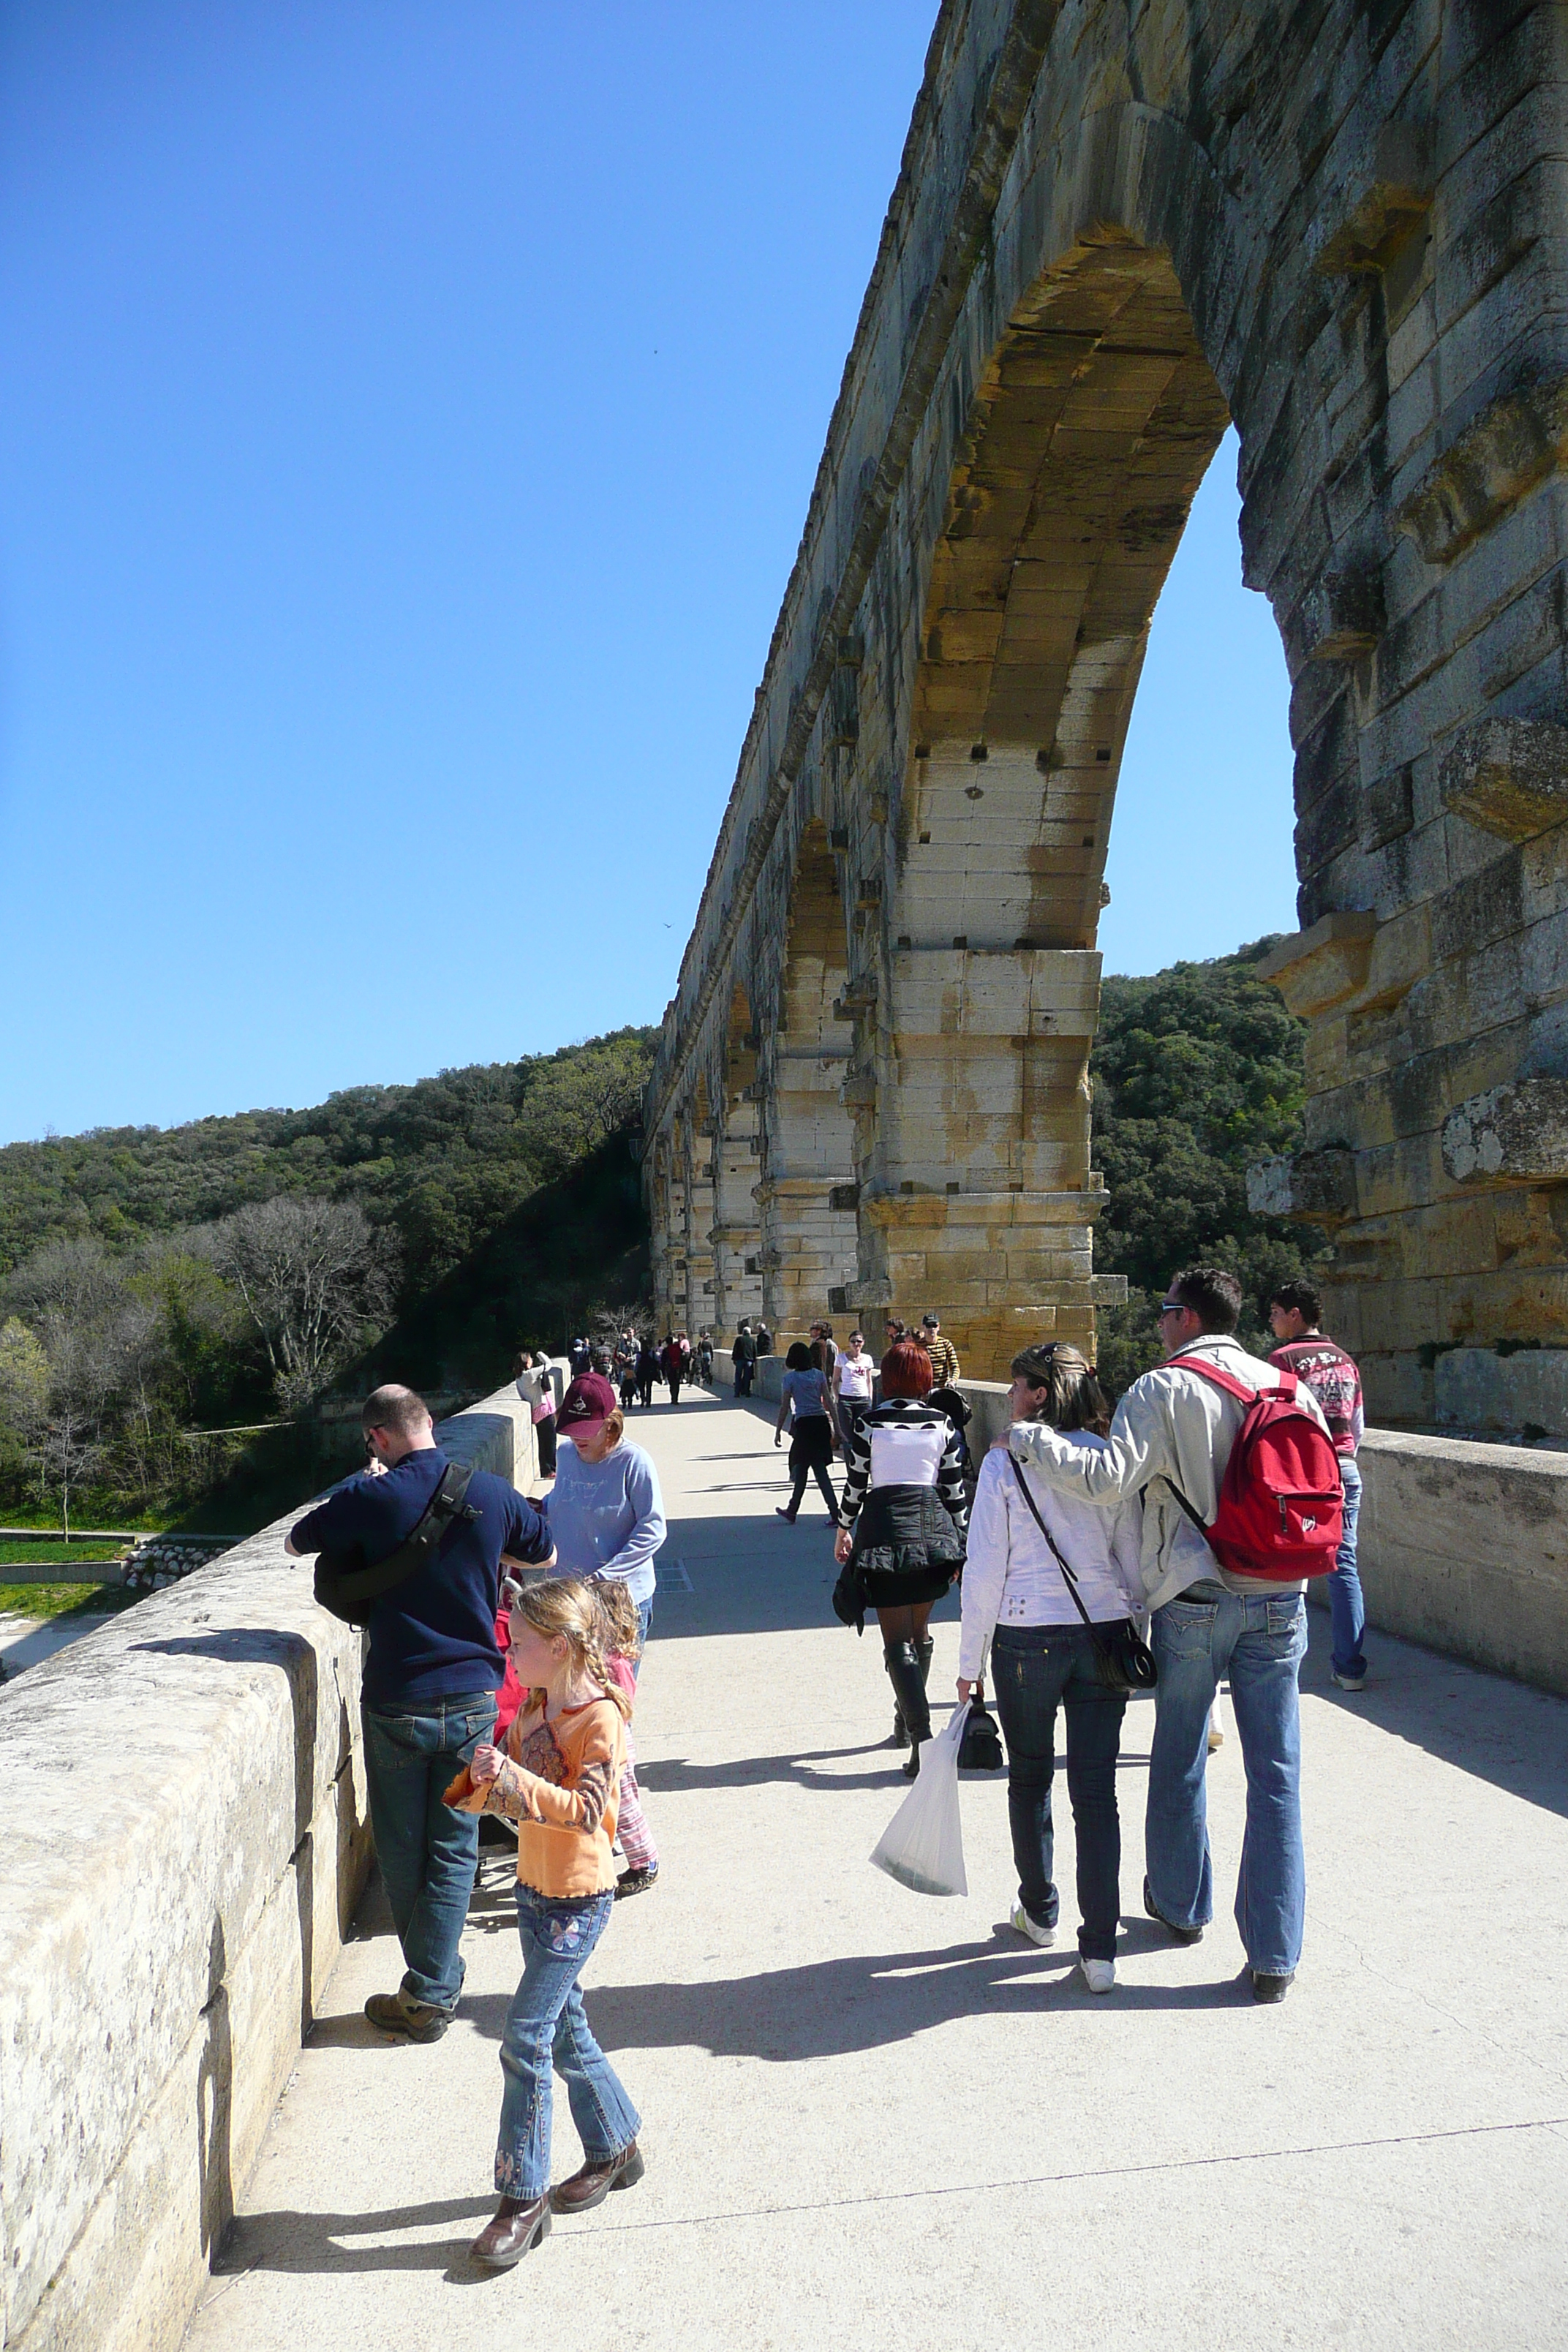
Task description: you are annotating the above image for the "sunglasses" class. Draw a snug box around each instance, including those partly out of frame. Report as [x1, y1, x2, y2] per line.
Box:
[1158, 1300, 1186, 1317]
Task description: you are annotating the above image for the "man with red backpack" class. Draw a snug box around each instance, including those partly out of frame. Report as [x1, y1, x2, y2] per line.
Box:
[1004, 1265, 1338, 2003]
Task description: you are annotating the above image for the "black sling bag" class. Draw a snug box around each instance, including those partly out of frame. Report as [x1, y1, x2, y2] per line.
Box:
[313, 1460, 481, 1629]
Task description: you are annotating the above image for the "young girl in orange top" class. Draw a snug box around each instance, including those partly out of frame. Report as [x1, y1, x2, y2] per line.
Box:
[451, 1578, 644, 2269]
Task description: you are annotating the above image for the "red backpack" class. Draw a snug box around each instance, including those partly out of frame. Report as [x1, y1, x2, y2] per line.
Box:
[1170, 1360, 1344, 1580]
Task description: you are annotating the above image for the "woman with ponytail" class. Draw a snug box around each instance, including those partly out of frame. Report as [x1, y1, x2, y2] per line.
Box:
[957, 1342, 1142, 1993]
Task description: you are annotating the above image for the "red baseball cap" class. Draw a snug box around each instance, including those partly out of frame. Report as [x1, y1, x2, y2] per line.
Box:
[556, 1373, 617, 1442]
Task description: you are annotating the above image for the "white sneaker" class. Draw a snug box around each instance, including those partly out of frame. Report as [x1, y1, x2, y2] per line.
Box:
[1079, 1956, 1115, 1994]
[1009, 1903, 1057, 1948]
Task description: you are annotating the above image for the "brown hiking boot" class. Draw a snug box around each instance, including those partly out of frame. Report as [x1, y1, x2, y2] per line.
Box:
[550, 2142, 645, 2214]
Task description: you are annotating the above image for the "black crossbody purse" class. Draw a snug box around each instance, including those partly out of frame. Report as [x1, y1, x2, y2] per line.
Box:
[1007, 1457, 1156, 1694]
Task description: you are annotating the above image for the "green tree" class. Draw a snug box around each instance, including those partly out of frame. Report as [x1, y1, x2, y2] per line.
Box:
[1089, 939, 1328, 1400]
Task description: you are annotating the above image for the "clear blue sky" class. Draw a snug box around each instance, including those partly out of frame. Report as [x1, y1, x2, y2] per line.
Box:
[0, 2, 1297, 1146]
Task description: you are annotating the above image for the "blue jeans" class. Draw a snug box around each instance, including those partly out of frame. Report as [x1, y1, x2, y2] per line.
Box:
[361, 1691, 497, 2011]
[990, 1623, 1127, 1961]
[1146, 1586, 1308, 1976]
[1329, 1455, 1366, 1678]
[636, 1594, 653, 1660]
[496, 1887, 641, 2198]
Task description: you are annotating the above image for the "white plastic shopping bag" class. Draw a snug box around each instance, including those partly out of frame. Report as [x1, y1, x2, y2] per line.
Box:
[870, 1700, 970, 1896]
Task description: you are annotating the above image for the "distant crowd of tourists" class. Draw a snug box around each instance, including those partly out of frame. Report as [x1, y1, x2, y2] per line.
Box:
[282, 1259, 1364, 2272]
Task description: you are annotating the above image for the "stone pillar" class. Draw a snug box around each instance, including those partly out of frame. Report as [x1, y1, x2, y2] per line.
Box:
[846, 944, 1123, 1379]
[711, 1097, 764, 1340]
[758, 1045, 859, 1347]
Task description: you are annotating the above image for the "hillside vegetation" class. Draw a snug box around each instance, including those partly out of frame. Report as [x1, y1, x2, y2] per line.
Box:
[0, 1028, 657, 1531]
[0, 943, 1322, 1534]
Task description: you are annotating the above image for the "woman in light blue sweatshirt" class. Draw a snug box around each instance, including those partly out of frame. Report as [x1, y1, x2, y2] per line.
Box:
[547, 1373, 666, 1645]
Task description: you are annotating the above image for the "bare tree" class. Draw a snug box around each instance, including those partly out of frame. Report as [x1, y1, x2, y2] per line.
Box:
[203, 1195, 395, 1411]
[33, 1313, 116, 1539]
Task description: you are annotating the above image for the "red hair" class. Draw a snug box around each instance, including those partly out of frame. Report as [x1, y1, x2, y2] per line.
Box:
[881, 1339, 935, 1399]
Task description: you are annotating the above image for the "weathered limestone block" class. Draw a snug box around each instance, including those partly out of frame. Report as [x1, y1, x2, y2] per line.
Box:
[1436, 1344, 1568, 1439]
[1246, 1147, 1358, 1224]
[1311, 121, 1433, 277]
[1256, 912, 1379, 1016]
[1398, 374, 1568, 565]
[1439, 715, 1568, 840]
[1441, 1076, 1568, 1185]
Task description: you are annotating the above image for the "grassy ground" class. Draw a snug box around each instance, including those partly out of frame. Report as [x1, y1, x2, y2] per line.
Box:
[0, 1540, 121, 1568]
[0, 1581, 137, 1622]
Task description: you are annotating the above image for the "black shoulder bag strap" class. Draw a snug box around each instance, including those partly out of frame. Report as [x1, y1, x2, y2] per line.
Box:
[330, 1461, 480, 1613]
[1006, 1455, 1157, 1694]
[1007, 1455, 1101, 1636]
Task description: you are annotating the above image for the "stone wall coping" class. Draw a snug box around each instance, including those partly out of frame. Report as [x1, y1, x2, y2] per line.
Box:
[0, 1382, 538, 2352]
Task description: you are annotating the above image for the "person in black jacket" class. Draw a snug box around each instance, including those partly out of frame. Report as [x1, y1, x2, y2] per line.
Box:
[732, 1322, 756, 1396]
[286, 1384, 554, 2041]
[833, 1339, 968, 1776]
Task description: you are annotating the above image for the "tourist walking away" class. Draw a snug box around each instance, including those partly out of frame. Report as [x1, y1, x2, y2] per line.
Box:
[516, 1350, 557, 1480]
[453, 1580, 643, 2269]
[810, 1321, 837, 1382]
[696, 1329, 715, 1384]
[570, 1336, 592, 1377]
[636, 1336, 659, 1410]
[733, 1319, 756, 1396]
[1003, 1266, 1337, 2002]
[660, 1332, 690, 1406]
[548, 1373, 666, 1647]
[1269, 1277, 1368, 1691]
[959, 1344, 1142, 1991]
[920, 1312, 960, 1387]
[774, 1341, 840, 1523]
[285, 1384, 555, 2041]
[833, 1338, 968, 1776]
[832, 1327, 875, 1450]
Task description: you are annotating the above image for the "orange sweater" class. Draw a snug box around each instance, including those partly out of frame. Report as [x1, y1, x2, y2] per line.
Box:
[447, 1688, 628, 1898]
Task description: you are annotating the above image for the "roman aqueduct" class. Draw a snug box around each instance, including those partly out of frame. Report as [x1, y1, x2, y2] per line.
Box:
[643, 0, 1568, 1425]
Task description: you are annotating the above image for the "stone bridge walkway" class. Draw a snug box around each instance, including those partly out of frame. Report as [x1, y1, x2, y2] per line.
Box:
[186, 1392, 1568, 2351]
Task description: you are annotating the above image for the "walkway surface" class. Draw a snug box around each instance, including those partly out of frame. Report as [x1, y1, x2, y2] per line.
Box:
[186, 1390, 1568, 2350]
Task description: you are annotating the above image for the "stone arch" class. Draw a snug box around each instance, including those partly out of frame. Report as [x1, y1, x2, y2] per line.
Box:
[647, 6, 1568, 1408]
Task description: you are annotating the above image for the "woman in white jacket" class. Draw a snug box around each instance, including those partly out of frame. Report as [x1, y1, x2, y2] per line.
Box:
[958, 1342, 1143, 1993]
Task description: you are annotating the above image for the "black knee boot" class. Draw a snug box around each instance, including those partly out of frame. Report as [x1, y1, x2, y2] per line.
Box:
[894, 1635, 935, 1746]
[884, 1640, 932, 1778]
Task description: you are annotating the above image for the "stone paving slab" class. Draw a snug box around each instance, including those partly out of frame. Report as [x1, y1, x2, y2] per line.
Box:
[184, 1390, 1568, 2351]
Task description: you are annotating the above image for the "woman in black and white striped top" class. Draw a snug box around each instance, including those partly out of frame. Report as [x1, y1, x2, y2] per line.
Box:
[832, 1338, 968, 1776]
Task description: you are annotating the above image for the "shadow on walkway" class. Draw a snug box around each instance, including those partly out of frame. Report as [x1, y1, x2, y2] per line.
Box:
[213, 2195, 496, 2284]
[452, 1921, 1248, 2062]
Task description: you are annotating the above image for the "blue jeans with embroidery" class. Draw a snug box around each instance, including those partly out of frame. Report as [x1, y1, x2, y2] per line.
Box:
[495, 1886, 640, 2199]
[1145, 1584, 1308, 1977]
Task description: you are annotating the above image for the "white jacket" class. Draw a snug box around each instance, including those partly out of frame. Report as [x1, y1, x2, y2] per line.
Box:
[1006, 1335, 1331, 1610]
[959, 1438, 1144, 1680]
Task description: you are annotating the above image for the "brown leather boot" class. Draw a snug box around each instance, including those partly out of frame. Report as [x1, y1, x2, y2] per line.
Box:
[470, 2193, 551, 2267]
[550, 2141, 645, 2214]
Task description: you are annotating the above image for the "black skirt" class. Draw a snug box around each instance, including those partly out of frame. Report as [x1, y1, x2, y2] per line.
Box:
[788, 1413, 836, 1471]
[847, 1482, 963, 1610]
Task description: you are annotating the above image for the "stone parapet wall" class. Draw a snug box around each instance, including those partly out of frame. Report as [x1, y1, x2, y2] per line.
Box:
[0, 1382, 539, 2352]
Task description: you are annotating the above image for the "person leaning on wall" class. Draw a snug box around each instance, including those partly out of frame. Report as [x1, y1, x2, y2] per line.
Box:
[285, 1383, 555, 2042]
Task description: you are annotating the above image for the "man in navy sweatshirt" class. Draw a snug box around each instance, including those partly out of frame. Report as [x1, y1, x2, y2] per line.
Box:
[287, 1383, 554, 2041]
